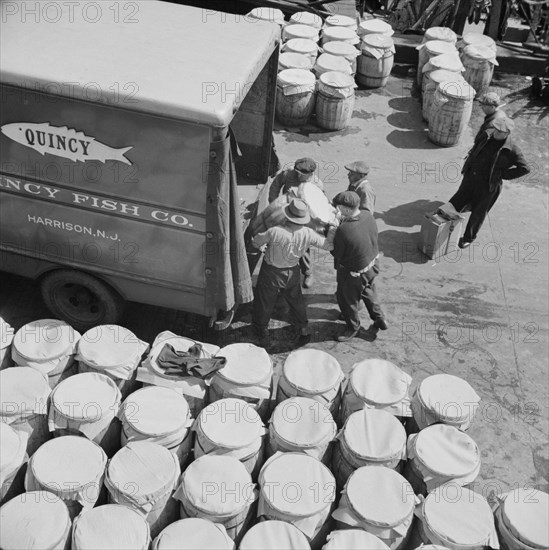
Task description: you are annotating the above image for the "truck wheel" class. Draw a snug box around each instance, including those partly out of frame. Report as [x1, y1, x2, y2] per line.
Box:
[40, 270, 124, 330]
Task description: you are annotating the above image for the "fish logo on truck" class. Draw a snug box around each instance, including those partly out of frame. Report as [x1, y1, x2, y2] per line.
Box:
[1, 122, 133, 165]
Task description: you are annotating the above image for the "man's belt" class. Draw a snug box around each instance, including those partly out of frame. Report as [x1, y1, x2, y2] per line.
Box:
[342, 254, 379, 277]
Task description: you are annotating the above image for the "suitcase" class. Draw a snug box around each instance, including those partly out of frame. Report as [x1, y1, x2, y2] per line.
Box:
[418, 210, 464, 259]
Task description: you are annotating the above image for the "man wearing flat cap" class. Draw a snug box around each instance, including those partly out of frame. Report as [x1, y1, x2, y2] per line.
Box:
[345, 161, 376, 213]
[331, 191, 387, 341]
[251, 198, 334, 346]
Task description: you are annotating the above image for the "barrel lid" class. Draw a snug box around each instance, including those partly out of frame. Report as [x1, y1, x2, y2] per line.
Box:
[197, 398, 264, 448]
[344, 409, 406, 461]
[428, 69, 465, 84]
[13, 319, 78, 361]
[423, 487, 494, 546]
[259, 453, 335, 516]
[122, 386, 190, 437]
[271, 397, 336, 447]
[425, 26, 457, 43]
[323, 41, 359, 57]
[501, 489, 549, 549]
[284, 38, 319, 55]
[361, 33, 394, 49]
[30, 436, 107, 489]
[0, 366, 50, 415]
[428, 53, 464, 73]
[0, 422, 25, 469]
[346, 467, 415, 527]
[323, 529, 390, 549]
[462, 33, 496, 49]
[51, 372, 121, 421]
[239, 520, 311, 549]
[350, 359, 410, 406]
[290, 11, 323, 29]
[284, 24, 319, 40]
[423, 40, 457, 56]
[463, 44, 497, 60]
[0, 316, 14, 350]
[323, 26, 358, 40]
[108, 441, 178, 498]
[358, 19, 394, 36]
[180, 455, 253, 514]
[414, 424, 480, 476]
[73, 504, 150, 549]
[316, 53, 352, 74]
[279, 52, 313, 70]
[214, 343, 272, 385]
[0, 491, 71, 550]
[417, 374, 480, 421]
[154, 518, 234, 549]
[247, 7, 285, 24]
[283, 349, 343, 394]
[325, 15, 357, 29]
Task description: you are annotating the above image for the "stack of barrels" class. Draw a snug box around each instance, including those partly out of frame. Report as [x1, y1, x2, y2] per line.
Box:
[1, 318, 547, 550]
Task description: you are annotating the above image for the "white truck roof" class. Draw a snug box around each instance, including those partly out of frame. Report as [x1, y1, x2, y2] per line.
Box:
[1, 0, 280, 127]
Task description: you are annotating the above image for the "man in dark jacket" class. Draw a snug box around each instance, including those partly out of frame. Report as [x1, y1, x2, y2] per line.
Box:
[331, 191, 387, 342]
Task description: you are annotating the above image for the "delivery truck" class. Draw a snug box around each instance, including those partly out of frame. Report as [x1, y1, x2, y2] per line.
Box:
[0, 0, 280, 329]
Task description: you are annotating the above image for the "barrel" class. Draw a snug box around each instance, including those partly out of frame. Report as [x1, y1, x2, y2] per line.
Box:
[120, 386, 193, 468]
[323, 530, 390, 549]
[290, 11, 323, 30]
[152, 518, 235, 549]
[283, 24, 320, 43]
[0, 491, 72, 550]
[428, 80, 475, 147]
[423, 26, 457, 45]
[138, 330, 214, 418]
[25, 435, 107, 519]
[357, 34, 395, 88]
[332, 466, 417, 549]
[240, 520, 312, 549]
[340, 358, 412, 424]
[415, 487, 498, 549]
[403, 424, 480, 496]
[316, 71, 356, 129]
[494, 488, 549, 550]
[324, 14, 357, 32]
[279, 52, 314, 72]
[276, 69, 317, 127]
[411, 373, 480, 431]
[332, 408, 407, 490]
[461, 45, 498, 98]
[72, 504, 151, 549]
[421, 53, 465, 93]
[246, 7, 284, 25]
[0, 317, 14, 369]
[422, 70, 466, 122]
[268, 397, 337, 464]
[258, 452, 336, 549]
[0, 423, 28, 505]
[194, 398, 266, 479]
[357, 19, 394, 38]
[174, 455, 257, 545]
[48, 372, 122, 457]
[460, 32, 497, 55]
[321, 26, 359, 48]
[12, 319, 80, 389]
[209, 343, 273, 420]
[416, 40, 458, 86]
[277, 348, 344, 418]
[0, 366, 51, 455]
[105, 441, 181, 539]
[282, 38, 319, 62]
[322, 41, 360, 75]
[313, 53, 353, 78]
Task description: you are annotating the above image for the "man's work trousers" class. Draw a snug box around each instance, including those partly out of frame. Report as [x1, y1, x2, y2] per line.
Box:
[336, 264, 384, 332]
[253, 262, 308, 330]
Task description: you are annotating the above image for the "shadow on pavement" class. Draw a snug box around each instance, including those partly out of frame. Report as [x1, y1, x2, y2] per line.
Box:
[378, 229, 430, 265]
[386, 129, 439, 149]
[377, 199, 444, 227]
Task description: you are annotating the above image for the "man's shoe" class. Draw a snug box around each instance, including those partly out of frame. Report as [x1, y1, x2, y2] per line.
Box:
[337, 327, 361, 342]
[302, 274, 314, 289]
[458, 238, 471, 249]
[373, 318, 388, 331]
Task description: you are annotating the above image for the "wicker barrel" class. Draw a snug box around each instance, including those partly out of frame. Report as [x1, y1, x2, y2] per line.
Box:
[422, 26, 457, 45]
[416, 40, 458, 86]
[428, 80, 475, 147]
[357, 34, 395, 88]
[422, 70, 466, 122]
[315, 71, 356, 131]
[322, 41, 360, 75]
[276, 69, 316, 126]
[0, 317, 14, 370]
[324, 14, 357, 32]
[460, 32, 497, 54]
[461, 45, 498, 98]
[323, 530, 390, 549]
[313, 53, 353, 78]
[279, 52, 314, 72]
[357, 19, 394, 38]
[0, 423, 28, 505]
[282, 38, 319, 62]
[290, 11, 323, 29]
[240, 521, 312, 549]
[421, 52, 464, 93]
[283, 24, 319, 43]
[321, 26, 359, 48]
[153, 518, 234, 549]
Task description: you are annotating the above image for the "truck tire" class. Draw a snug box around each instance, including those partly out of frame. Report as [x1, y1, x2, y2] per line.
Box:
[40, 270, 124, 330]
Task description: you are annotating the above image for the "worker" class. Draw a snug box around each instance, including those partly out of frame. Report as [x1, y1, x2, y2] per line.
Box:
[475, 92, 512, 149]
[344, 161, 376, 213]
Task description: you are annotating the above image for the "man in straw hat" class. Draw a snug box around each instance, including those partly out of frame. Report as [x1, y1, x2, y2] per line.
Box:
[345, 161, 376, 214]
[251, 198, 334, 346]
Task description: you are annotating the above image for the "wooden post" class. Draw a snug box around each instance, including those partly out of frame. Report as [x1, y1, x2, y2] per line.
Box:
[451, 0, 472, 35]
[485, 0, 503, 39]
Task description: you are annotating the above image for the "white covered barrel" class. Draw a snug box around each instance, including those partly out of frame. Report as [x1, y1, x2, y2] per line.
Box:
[194, 398, 266, 479]
[415, 487, 498, 549]
[357, 34, 395, 88]
[411, 373, 480, 431]
[428, 80, 475, 147]
[105, 441, 180, 539]
[12, 319, 80, 388]
[0, 366, 51, 456]
[404, 424, 481, 495]
[422, 70, 466, 122]
[322, 41, 360, 75]
[76, 325, 148, 399]
[174, 455, 257, 545]
[241, 520, 312, 549]
[290, 11, 323, 30]
[494, 488, 549, 550]
[282, 38, 319, 62]
[210, 343, 273, 419]
[323, 529, 390, 549]
[324, 14, 357, 32]
[120, 386, 193, 467]
[258, 452, 336, 548]
[283, 24, 320, 43]
[246, 7, 285, 25]
[321, 26, 360, 48]
[48, 372, 122, 457]
[0, 317, 14, 369]
[416, 40, 458, 86]
[423, 26, 457, 45]
[25, 435, 107, 519]
[277, 348, 344, 418]
[0, 491, 71, 550]
[138, 331, 215, 418]
[153, 518, 235, 549]
[332, 466, 417, 549]
[0, 423, 28, 505]
[421, 53, 465, 93]
[340, 358, 412, 423]
[460, 33, 497, 55]
[358, 19, 394, 38]
[316, 71, 356, 131]
[461, 45, 498, 98]
[332, 409, 407, 490]
[268, 397, 337, 464]
[313, 53, 353, 78]
[279, 52, 314, 72]
[276, 69, 317, 127]
[72, 504, 151, 549]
